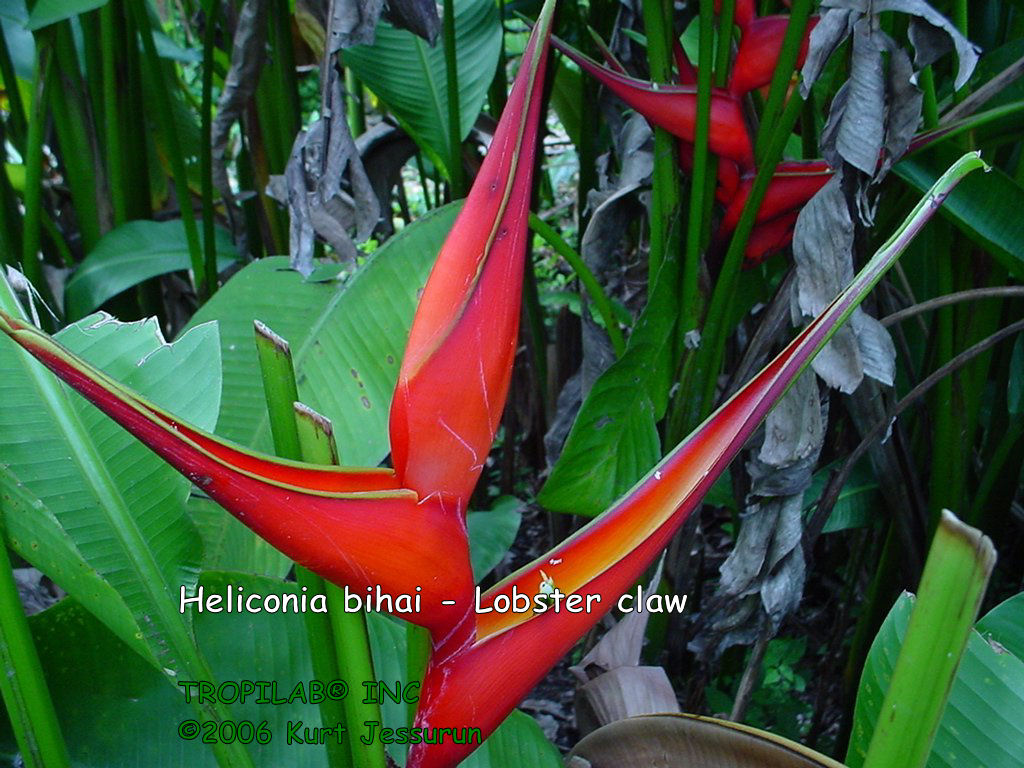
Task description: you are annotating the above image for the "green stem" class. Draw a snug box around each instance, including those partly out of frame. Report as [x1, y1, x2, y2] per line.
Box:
[682, 0, 716, 339]
[345, 67, 366, 138]
[699, 88, 806, 416]
[0, 24, 27, 151]
[253, 322, 381, 768]
[928, 223, 956, 529]
[713, 0, 736, 86]
[919, 66, 939, 131]
[21, 41, 53, 298]
[752, 0, 813, 163]
[529, 213, 626, 357]
[642, 0, 682, 294]
[130, 0, 206, 297]
[0, 521, 71, 768]
[442, 0, 465, 197]
[200, 0, 219, 295]
[100, 2, 126, 226]
[858, 512, 995, 768]
[48, 21, 103, 250]
[294, 408, 387, 768]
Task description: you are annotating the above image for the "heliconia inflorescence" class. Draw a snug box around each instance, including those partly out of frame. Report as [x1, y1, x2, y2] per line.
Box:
[0, 0, 985, 763]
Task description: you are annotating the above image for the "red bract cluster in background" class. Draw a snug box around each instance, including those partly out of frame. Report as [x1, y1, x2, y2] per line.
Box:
[554, 0, 831, 266]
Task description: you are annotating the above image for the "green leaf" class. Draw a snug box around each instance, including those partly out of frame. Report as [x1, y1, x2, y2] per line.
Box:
[26, 0, 107, 30]
[976, 592, 1024, 661]
[539, 256, 679, 517]
[802, 460, 879, 533]
[468, 497, 523, 582]
[65, 221, 238, 320]
[188, 202, 460, 462]
[848, 592, 1024, 768]
[896, 148, 1024, 281]
[342, 0, 501, 176]
[459, 711, 563, 768]
[550, 59, 582, 147]
[0, 278, 221, 680]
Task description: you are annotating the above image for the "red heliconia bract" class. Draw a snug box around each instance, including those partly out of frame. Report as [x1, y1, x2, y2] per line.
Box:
[720, 160, 832, 233]
[388, 0, 553, 515]
[729, 15, 819, 95]
[552, 37, 755, 166]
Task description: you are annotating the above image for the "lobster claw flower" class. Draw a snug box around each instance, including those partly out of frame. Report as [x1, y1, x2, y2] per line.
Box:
[407, 153, 983, 768]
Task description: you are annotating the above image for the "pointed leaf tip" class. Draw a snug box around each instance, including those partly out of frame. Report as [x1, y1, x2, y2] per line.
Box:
[389, 0, 557, 509]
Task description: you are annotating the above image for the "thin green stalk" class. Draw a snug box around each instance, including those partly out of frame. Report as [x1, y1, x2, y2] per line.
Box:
[48, 21, 103, 249]
[130, 0, 206, 296]
[0, 22, 27, 151]
[0, 520, 71, 768]
[120, 0, 153, 221]
[682, 0, 716, 339]
[100, 2, 126, 225]
[405, 624, 431, 742]
[859, 511, 995, 768]
[21, 42, 53, 297]
[968, 414, 1024, 525]
[698, 88, 806, 417]
[713, 0, 736, 86]
[529, 213, 626, 357]
[642, 0, 682, 293]
[918, 66, 939, 130]
[928, 223, 956, 529]
[293, 407, 386, 768]
[345, 68, 366, 138]
[252, 322, 352, 768]
[200, 0, 219, 295]
[752, 0, 813, 163]
[442, 0, 465, 196]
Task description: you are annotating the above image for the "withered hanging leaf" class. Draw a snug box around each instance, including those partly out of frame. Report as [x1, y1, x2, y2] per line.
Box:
[801, 7, 856, 94]
[873, 0, 980, 89]
[819, 0, 980, 90]
[267, 76, 379, 274]
[880, 39, 923, 177]
[329, 0, 385, 50]
[327, 0, 440, 49]
[356, 121, 419, 239]
[791, 176, 896, 392]
[383, 0, 441, 45]
[837, 19, 887, 175]
[211, 0, 269, 238]
[759, 369, 824, 468]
